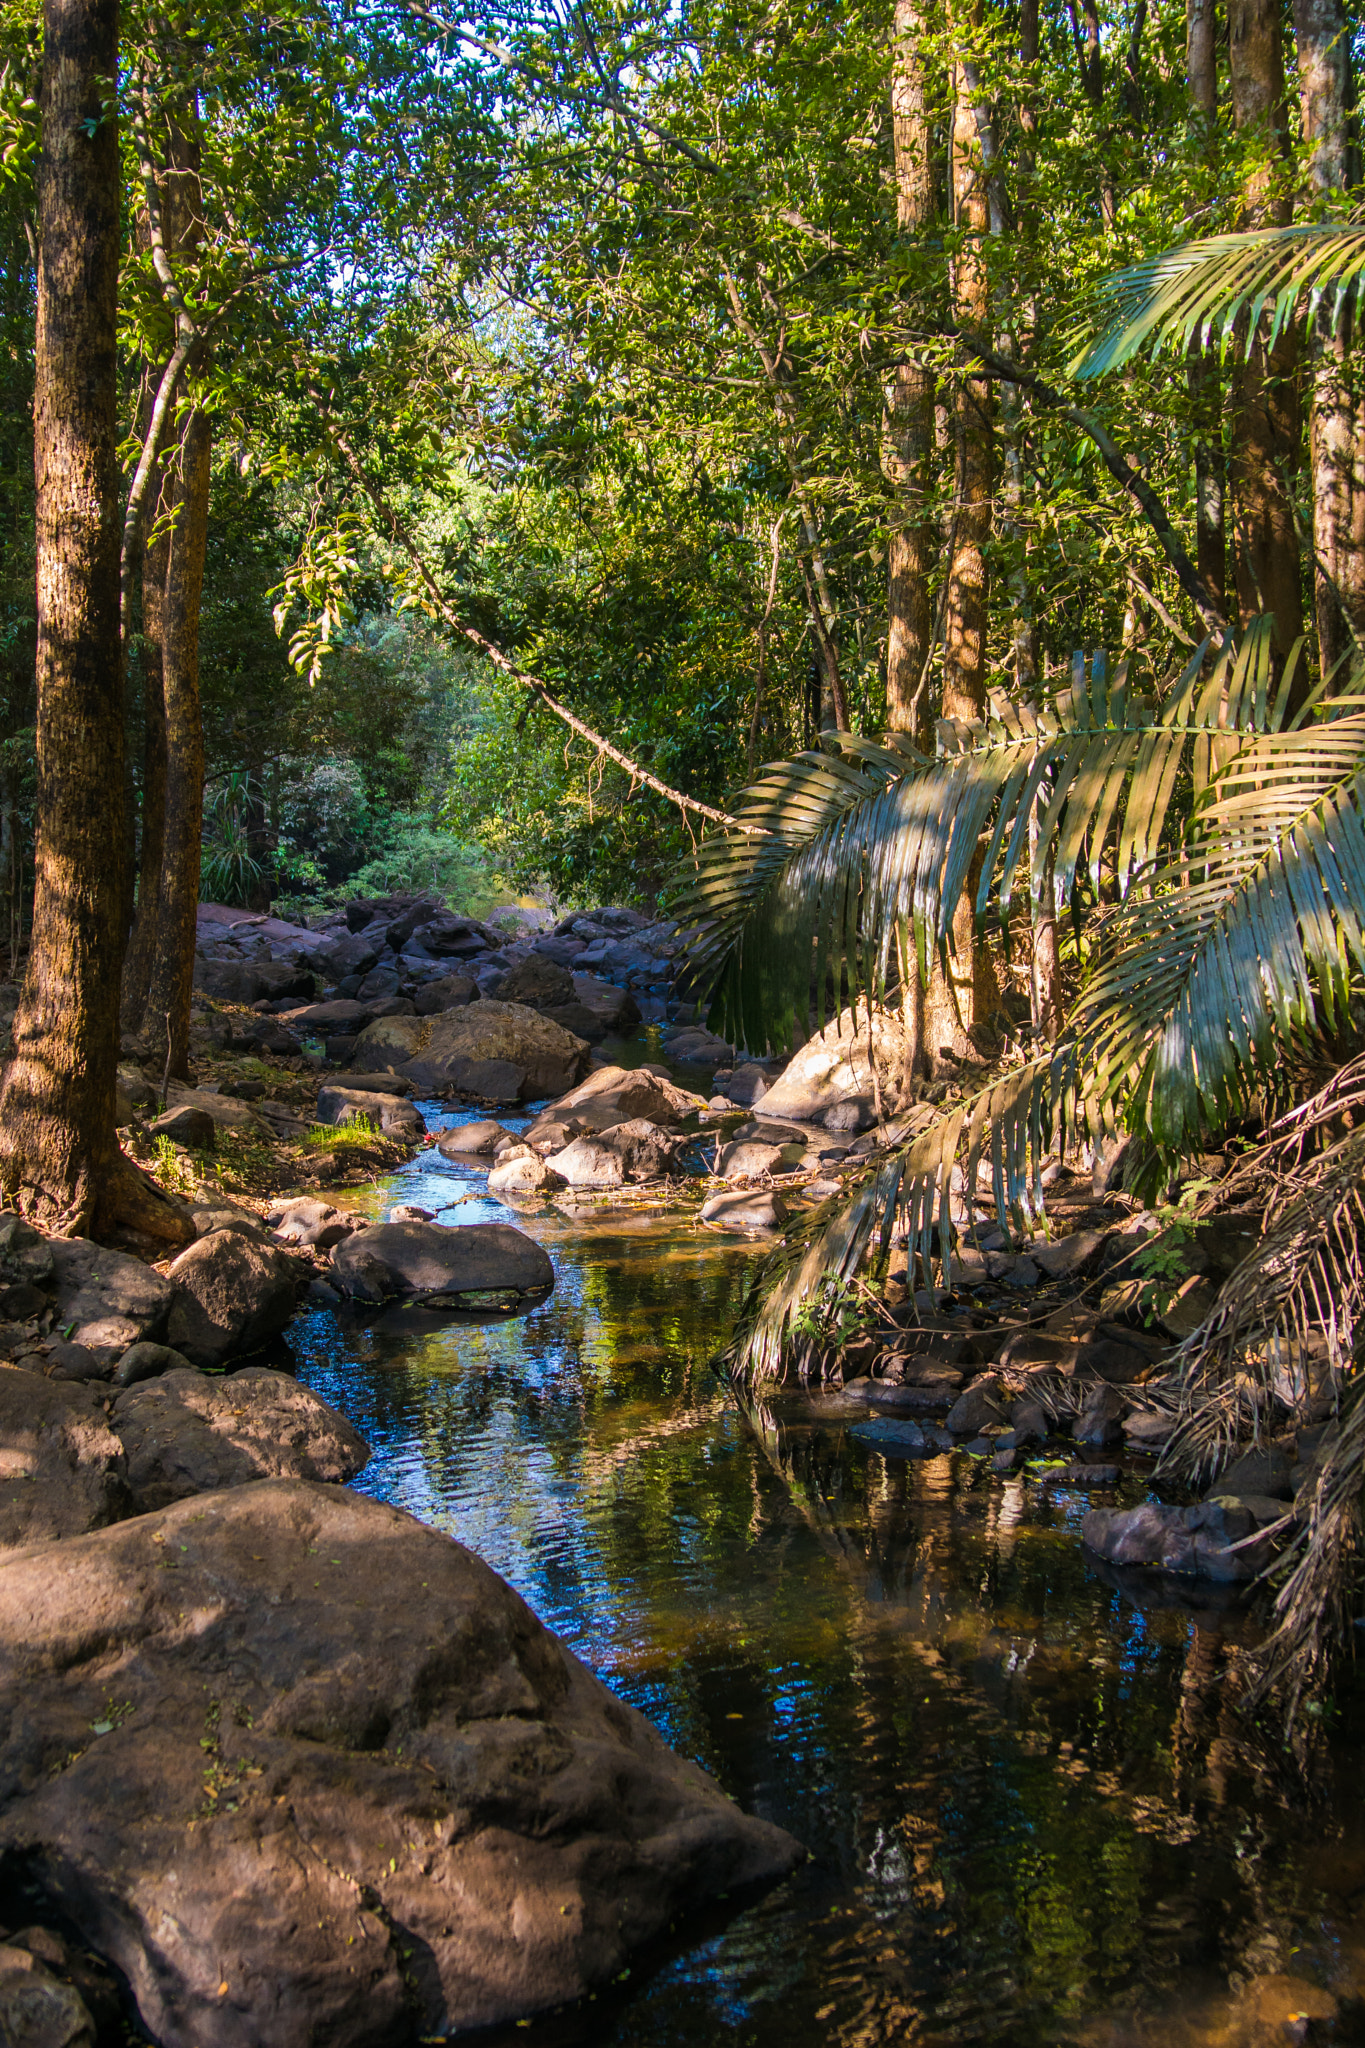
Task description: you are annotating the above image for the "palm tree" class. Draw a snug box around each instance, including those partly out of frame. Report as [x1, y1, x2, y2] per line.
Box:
[676, 221, 1365, 1721]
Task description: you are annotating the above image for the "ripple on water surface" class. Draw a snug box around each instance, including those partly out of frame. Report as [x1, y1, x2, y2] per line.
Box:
[291, 1098, 1365, 2048]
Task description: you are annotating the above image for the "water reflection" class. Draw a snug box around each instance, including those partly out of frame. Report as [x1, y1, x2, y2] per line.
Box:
[290, 1102, 1365, 2047]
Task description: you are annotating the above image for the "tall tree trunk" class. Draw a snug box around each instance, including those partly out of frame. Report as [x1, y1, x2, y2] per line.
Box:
[119, 511, 168, 1029]
[1187, 0, 1227, 613]
[1293, 0, 1365, 675]
[1228, 0, 1305, 684]
[928, 27, 996, 1059]
[0, 0, 187, 1242]
[885, 0, 937, 1083]
[141, 405, 209, 1082]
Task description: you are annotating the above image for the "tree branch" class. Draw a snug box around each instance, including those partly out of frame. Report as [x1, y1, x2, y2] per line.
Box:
[308, 388, 747, 830]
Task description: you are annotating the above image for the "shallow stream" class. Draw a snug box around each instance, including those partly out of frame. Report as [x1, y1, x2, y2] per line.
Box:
[292, 1082, 1365, 2048]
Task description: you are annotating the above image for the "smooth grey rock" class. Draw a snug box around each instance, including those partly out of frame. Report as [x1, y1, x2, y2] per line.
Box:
[164, 1233, 302, 1368]
[487, 1149, 560, 1196]
[1028, 1229, 1107, 1279]
[414, 974, 479, 1015]
[526, 1066, 703, 1145]
[330, 1221, 555, 1309]
[0, 1481, 801, 2047]
[437, 1118, 512, 1157]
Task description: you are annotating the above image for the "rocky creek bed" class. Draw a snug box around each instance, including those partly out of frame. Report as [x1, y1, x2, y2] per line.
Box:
[0, 893, 1359, 2043]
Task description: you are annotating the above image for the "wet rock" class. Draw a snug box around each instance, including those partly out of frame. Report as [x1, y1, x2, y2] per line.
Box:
[1075, 1336, 1150, 1385]
[315, 1085, 425, 1141]
[354, 1002, 591, 1102]
[1075, 1382, 1127, 1446]
[527, 1065, 704, 1142]
[47, 1239, 175, 1365]
[0, 1369, 128, 1553]
[110, 1367, 368, 1511]
[1051, 1462, 1122, 1486]
[698, 1188, 790, 1232]
[414, 973, 479, 1015]
[945, 1375, 1008, 1435]
[754, 1003, 911, 1131]
[0, 1480, 801, 2046]
[164, 1233, 302, 1369]
[264, 1198, 360, 1251]
[436, 1119, 513, 1158]
[112, 1341, 196, 1388]
[992, 1447, 1020, 1473]
[1081, 1500, 1275, 1580]
[149, 1103, 217, 1151]
[663, 1026, 734, 1067]
[547, 1119, 684, 1189]
[330, 1220, 554, 1310]
[1215, 1443, 1295, 1502]
[850, 1417, 933, 1457]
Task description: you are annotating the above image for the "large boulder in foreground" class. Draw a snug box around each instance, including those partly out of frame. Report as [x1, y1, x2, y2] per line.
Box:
[0, 1367, 127, 1553]
[330, 1220, 554, 1310]
[164, 1232, 302, 1368]
[352, 1001, 590, 1102]
[757, 1003, 909, 1130]
[0, 1481, 801, 2047]
[110, 1367, 368, 1511]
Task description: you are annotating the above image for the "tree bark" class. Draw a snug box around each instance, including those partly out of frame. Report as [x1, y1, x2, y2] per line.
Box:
[1228, 0, 1305, 684]
[929, 29, 996, 1058]
[1293, 0, 1365, 676]
[140, 404, 209, 1082]
[885, 0, 936, 1082]
[0, 0, 188, 1242]
[1187, 0, 1226, 613]
[119, 511, 168, 1030]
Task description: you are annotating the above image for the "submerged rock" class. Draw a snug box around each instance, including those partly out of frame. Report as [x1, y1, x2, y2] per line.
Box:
[330, 1220, 554, 1310]
[1081, 1500, 1275, 1580]
[0, 1480, 801, 2046]
[110, 1367, 368, 1510]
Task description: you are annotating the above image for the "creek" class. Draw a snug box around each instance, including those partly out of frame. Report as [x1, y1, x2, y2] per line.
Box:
[291, 1070, 1365, 2048]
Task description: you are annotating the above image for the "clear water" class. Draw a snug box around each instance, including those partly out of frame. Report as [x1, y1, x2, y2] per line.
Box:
[291, 1090, 1365, 2048]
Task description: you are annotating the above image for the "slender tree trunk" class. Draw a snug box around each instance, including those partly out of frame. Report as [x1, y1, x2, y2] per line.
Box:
[1293, 0, 1365, 674]
[1228, 0, 1306, 684]
[141, 406, 209, 1081]
[0, 0, 188, 1242]
[928, 27, 996, 1058]
[119, 512, 168, 1029]
[885, 0, 937, 1083]
[1187, 0, 1227, 613]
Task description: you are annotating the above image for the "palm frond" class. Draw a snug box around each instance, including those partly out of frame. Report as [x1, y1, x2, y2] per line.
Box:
[677, 629, 1281, 1058]
[1070, 222, 1365, 379]
[722, 1047, 1082, 1385]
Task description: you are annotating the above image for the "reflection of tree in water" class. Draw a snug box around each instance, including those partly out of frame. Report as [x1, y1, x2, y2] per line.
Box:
[746, 1396, 1365, 2045]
